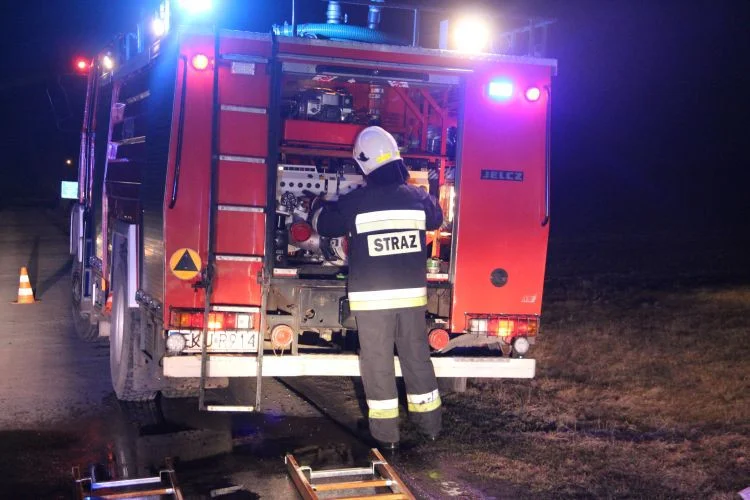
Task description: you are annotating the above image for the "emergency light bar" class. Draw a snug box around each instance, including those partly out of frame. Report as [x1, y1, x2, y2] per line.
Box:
[152, 18, 167, 37]
[453, 16, 491, 53]
[178, 0, 213, 15]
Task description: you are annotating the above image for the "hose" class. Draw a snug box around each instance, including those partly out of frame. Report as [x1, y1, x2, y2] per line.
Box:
[274, 23, 405, 46]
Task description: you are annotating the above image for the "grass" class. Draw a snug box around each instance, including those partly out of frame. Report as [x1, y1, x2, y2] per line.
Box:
[432, 232, 750, 498]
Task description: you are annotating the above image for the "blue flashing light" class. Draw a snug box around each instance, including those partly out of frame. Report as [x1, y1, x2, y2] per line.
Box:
[488, 80, 514, 100]
[178, 0, 213, 14]
[152, 17, 167, 37]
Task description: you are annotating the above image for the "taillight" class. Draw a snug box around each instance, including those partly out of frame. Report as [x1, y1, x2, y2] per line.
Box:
[190, 312, 203, 329]
[469, 315, 539, 339]
[469, 318, 488, 333]
[497, 319, 514, 337]
[170, 310, 255, 330]
[207, 312, 224, 330]
[236, 314, 251, 329]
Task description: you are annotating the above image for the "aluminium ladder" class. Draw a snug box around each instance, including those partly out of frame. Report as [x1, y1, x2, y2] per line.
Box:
[286, 448, 416, 500]
[72, 457, 183, 500]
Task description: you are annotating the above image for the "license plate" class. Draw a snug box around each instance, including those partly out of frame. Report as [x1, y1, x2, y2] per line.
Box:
[181, 330, 259, 353]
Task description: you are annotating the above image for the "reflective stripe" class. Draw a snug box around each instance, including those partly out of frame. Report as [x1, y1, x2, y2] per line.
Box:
[19, 275, 30, 283]
[311, 207, 324, 233]
[408, 394, 442, 413]
[349, 287, 426, 302]
[406, 389, 440, 404]
[357, 219, 425, 233]
[367, 398, 399, 410]
[407, 389, 441, 413]
[350, 296, 427, 311]
[18, 288, 33, 296]
[355, 210, 426, 234]
[375, 151, 394, 164]
[369, 408, 399, 419]
[348, 287, 427, 311]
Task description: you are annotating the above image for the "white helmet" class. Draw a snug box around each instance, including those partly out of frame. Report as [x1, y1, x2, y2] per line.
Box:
[353, 126, 401, 175]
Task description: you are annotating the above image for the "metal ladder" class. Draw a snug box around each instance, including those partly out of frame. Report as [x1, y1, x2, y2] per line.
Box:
[196, 25, 267, 413]
[286, 449, 416, 500]
[72, 457, 183, 500]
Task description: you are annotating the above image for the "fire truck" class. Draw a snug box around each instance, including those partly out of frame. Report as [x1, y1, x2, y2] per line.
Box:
[69, 0, 556, 410]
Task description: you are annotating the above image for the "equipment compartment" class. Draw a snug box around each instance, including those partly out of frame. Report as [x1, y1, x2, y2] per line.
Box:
[274, 72, 460, 275]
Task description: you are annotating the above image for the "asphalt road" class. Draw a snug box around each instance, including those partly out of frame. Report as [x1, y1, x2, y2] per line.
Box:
[0, 207, 373, 499]
[0, 207, 496, 500]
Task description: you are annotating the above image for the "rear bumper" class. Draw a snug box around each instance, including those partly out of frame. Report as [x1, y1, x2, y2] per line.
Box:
[163, 354, 535, 378]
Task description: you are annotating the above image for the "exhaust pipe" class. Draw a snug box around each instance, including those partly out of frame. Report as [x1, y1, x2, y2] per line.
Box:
[326, 1, 343, 24]
[367, 5, 382, 30]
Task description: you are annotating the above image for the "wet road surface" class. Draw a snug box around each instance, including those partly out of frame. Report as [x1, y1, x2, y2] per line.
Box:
[0, 207, 497, 499]
[0, 208, 372, 499]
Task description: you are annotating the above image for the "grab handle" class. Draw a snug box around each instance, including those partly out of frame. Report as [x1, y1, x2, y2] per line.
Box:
[541, 85, 552, 227]
[169, 55, 189, 209]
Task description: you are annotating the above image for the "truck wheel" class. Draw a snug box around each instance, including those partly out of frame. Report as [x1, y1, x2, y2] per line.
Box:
[438, 377, 467, 394]
[110, 242, 157, 402]
[160, 383, 200, 399]
[71, 266, 99, 341]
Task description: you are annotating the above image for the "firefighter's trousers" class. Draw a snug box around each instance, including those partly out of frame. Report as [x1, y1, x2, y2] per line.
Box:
[354, 306, 442, 443]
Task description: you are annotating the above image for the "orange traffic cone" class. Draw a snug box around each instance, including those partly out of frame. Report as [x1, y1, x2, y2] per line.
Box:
[13, 267, 35, 304]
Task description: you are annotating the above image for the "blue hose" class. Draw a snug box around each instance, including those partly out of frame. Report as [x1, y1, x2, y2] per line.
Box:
[276, 23, 405, 46]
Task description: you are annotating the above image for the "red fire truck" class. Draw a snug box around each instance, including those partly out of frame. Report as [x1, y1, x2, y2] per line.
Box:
[69, 0, 556, 410]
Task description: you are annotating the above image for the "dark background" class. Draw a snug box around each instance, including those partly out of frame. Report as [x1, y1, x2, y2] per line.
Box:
[1, 0, 749, 234]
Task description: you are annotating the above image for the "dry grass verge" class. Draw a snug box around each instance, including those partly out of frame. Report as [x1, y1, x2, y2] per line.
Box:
[434, 238, 750, 498]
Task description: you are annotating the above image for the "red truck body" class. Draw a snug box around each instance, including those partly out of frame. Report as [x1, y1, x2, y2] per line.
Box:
[69, 6, 556, 406]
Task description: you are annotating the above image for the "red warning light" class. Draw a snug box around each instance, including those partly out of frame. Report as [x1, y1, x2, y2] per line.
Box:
[74, 58, 89, 73]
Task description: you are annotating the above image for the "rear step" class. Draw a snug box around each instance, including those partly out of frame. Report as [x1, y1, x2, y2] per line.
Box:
[205, 404, 255, 412]
[286, 449, 416, 500]
[197, 293, 266, 412]
[198, 332, 264, 412]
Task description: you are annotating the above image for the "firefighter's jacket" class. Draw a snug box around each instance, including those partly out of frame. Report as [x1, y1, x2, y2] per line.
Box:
[313, 183, 443, 311]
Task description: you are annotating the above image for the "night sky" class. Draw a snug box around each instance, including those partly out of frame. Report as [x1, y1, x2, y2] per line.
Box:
[2, 0, 748, 234]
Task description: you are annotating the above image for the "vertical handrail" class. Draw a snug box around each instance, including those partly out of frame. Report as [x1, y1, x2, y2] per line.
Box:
[168, 55, 189, 209]
[541, 85, 552, 227]
[79, 65, 95, 203]
[199, 27, 222, 411]
[256, 34, 282, 411]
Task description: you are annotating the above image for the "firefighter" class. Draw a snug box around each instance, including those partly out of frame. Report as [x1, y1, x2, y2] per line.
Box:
[311, 126, 443, 449]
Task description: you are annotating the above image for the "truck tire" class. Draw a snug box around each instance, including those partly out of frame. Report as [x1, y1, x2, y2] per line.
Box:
[438, 377, 467, 394]
[71, 266, 99, 341]
[110, 238, 157, 402]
